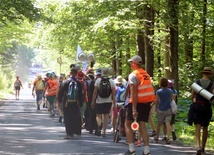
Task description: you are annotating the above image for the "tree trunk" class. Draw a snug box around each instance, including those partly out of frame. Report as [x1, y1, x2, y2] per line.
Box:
[164, 32, 170, 78]
[111, 40, 117, 76]
[136, 4, 145, 66]
[201, 0, 207, 63]
[116, 37, 122, 76]
[168, 0, 179, 90]
[144, 4, 154, 77]
[137, 30, 145, 65]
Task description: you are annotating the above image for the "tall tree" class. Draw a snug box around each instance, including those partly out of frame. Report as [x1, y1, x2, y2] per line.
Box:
[201, 0, 207, 63]
[168, 0, 179, 90]
[144, 4, 154, 76]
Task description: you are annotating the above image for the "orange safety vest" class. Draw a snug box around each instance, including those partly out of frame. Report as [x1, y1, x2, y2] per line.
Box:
[129, 68, 155, 104]
[47, 79, 59, 96]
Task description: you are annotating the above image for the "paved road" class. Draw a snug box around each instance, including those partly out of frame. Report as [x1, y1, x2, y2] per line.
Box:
[0, 88, 212, 155]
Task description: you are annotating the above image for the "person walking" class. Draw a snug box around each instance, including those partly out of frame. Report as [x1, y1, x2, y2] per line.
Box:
[86, 69, 101, 135]
[43, 73, 59, 117]
[91, 67, 116, 137]
[111, 75, 127, 134]
[154, 77, 173, 144]
[32, 75, 45, 110]
[14, 76, 23, 100]
[125, 55, 155, 155]
[56, 75, 65, 123]
[190, 67, 214, 155]
[76, 70, 89, 128]
[58, 68, 83, 139]
[162, 80, 178, 141]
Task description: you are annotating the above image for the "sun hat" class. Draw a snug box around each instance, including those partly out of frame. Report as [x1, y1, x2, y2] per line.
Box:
[101, 67, 110, 77]
[128, 55, 142, 64]
[77, 71, 84, 79]
[201, 67, 213, 74]
[115, 75, 123, 84]
[86, 68, 94, 75]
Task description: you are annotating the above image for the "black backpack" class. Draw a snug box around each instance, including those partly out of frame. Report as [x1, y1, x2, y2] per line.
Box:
[98, 78, 112, 98]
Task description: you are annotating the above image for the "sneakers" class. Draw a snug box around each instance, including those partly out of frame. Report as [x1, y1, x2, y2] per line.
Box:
[50, 112, 54, 117]
[154, 137, 158, 143]
[59, 116, 62, 123]
[37, 105, 40, 110]
[150, 130, 156, 137]
[124, 150, 136, 155]
[162, 136, 167, 141]
[96, 125, 102, 137]
[166, 138, 170, 144]
[136, 140, 141, 147]
[64, 134, 73, 140]
[171, 131, 177, 141]
[196, 147, 202, 155]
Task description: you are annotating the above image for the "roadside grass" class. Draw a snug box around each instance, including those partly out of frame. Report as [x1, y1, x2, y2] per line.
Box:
[0, 88, 13, 99]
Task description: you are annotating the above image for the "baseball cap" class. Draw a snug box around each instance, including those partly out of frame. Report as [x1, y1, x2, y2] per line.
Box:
[128, 55, 142, 64]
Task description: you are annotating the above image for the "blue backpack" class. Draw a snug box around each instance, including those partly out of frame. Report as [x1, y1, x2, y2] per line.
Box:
[116, 85, 126, 102]
[67, 80, 78, 102]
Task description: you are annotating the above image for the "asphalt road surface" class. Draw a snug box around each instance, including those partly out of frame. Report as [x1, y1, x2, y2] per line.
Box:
[0, 86, 213, 155]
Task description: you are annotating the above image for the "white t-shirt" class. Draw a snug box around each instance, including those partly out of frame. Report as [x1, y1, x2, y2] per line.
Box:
[94, 77, 116, 104]
[128, 73, 139, 85]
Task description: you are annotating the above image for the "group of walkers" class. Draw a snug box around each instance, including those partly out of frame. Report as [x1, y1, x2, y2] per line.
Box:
[25, 55, 213, 155]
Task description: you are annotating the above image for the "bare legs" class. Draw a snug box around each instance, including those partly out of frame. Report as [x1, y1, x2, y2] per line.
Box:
[195, 124, 208, 151]
[96, 114, 109, 136]
[15, 90, 20, 100]
[125, 120, 150, 154]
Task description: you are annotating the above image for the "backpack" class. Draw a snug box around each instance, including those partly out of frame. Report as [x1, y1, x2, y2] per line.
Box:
[79, 80, 87, 102]
[67, 80, 78, 102]
[35, 80, 44, 91]
[14, 80, 21, 87]
[98, 78, 112, 98]
[116, 85, 126, 102]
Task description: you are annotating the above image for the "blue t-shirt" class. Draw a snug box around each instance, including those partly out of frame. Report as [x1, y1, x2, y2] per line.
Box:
[156, 88, 172, 111]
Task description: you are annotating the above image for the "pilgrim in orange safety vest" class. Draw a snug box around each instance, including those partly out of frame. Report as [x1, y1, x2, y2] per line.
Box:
[47, 79, 59, 96]
[129, 68, 155, 103]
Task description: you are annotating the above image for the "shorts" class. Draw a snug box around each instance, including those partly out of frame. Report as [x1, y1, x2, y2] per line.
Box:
[126, 103, 151, 122]
[156, 108, 172, 124]
[95, 102, 112, 114]
[46, 96, 56, 104]
[36, 90, 43, 101]
[15, 86, 20, 90]
[193, 103, 212, 127]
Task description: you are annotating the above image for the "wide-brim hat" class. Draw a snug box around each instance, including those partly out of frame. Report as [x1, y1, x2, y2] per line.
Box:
[201, 67, 213, 74]
[102, 67, 110, 77]
[77, 71, 84, 79]
[115, 75, 123, 84]
[86, 68, 94, 75]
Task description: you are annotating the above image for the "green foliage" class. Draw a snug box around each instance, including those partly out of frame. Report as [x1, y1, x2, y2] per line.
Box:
[0, 0, 41, 26]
